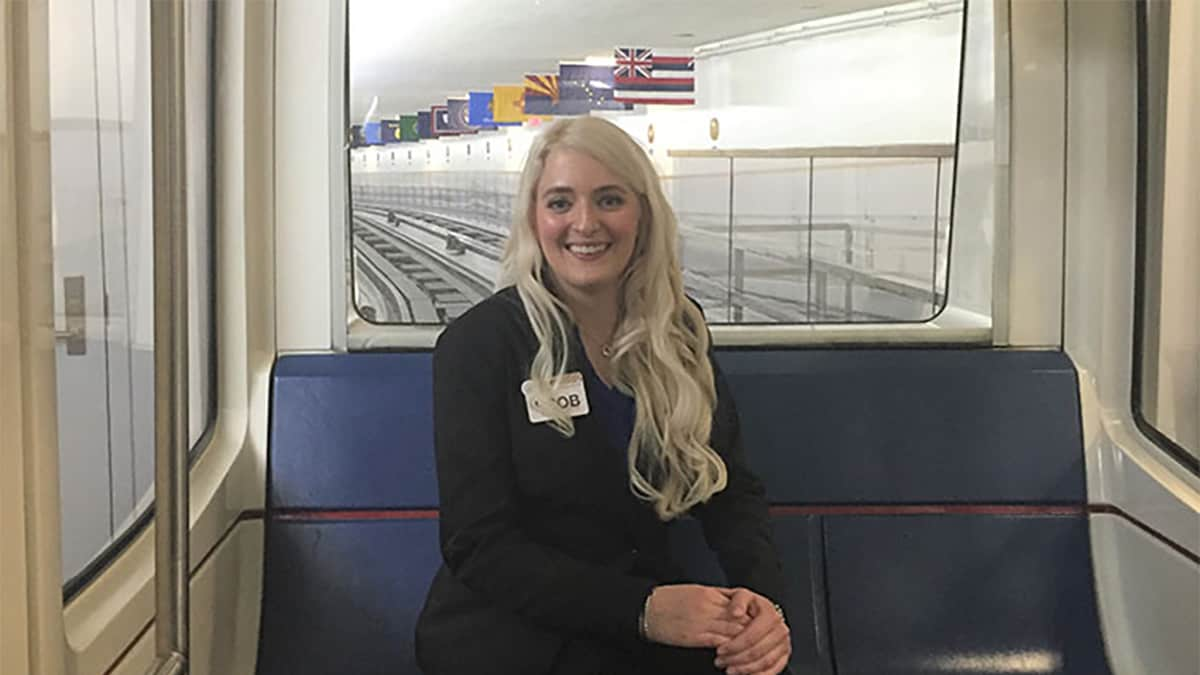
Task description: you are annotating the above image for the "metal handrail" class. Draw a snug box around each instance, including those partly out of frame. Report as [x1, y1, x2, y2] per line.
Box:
[147, 0, 189, 672]
[666, 143, 956, 159]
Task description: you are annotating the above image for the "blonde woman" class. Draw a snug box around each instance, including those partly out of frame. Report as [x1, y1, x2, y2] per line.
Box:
[415, 117, 791, 675]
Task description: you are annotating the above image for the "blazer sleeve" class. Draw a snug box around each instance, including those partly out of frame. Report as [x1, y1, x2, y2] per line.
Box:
[432, 309, 655, 646]
[691, 352, 789, 609]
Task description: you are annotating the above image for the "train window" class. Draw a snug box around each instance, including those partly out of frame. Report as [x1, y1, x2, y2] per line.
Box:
[48, 0, 215, 590]
[347, 0, 981, 325]
[1134, 1, 1199, 468]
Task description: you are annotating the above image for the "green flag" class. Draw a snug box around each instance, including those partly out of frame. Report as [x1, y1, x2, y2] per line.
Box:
[400, 114, 419, 142]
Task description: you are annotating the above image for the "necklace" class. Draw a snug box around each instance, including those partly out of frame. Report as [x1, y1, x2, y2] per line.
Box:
[580, 323, 617, 359]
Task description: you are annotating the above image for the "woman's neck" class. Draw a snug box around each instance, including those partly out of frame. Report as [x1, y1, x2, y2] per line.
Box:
[561, 286, 620, 341]
[561, 286, 621, 381]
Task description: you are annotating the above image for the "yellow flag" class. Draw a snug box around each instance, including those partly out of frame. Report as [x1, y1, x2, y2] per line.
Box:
[492, 85, 527, 124]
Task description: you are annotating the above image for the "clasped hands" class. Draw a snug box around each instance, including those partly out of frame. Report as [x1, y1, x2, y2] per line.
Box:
[644, 584, 790, 675]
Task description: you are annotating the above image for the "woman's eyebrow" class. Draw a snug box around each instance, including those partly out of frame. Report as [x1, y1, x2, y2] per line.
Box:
[540, 185, 575, 198]
[593, 184, 628, 194]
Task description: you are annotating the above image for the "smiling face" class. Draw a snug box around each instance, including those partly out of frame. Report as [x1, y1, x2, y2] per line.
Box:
[533, 147, 642, 305]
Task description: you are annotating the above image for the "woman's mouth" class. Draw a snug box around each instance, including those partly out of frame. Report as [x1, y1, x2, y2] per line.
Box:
[565, 242, 611, 259]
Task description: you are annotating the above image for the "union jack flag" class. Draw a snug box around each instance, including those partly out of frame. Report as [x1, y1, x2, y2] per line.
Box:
[615, 47, 653, 79]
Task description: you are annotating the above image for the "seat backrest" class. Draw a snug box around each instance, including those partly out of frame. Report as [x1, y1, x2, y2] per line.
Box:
[257, 349, 1112, 675]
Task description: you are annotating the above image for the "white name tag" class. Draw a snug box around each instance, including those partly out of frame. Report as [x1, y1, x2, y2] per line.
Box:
[521, 372, 590, 424]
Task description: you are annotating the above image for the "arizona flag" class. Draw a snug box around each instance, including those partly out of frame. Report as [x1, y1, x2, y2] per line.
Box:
[613, 47, 695, 105]
[523, 74, 559, 115]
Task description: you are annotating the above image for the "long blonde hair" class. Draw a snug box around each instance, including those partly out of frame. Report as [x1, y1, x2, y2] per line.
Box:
[498, 117, 727, 520]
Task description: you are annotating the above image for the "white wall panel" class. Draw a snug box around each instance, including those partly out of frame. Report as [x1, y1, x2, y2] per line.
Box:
[275, 0, 334, 351]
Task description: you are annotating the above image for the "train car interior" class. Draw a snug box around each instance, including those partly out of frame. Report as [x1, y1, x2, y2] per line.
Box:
[2, 0, 1197, 674]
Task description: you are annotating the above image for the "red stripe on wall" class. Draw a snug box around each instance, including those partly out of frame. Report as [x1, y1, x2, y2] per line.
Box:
[767, 504, 1086, 517]
[260, 504, 1198, 564]
[272, 508, 439, 521]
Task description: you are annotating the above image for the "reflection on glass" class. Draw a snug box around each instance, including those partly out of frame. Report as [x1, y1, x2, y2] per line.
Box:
[347, 0, 968, 326]
[49, 0, 213, 585]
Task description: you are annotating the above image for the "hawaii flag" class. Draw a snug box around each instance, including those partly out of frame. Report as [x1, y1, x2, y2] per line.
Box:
[613, 47, 695, 105]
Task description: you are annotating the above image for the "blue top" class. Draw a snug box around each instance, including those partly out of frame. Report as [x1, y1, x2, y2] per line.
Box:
[581, 351, 636, 453]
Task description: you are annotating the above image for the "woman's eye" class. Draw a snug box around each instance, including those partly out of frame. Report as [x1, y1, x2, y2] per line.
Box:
[547, 198, 571, 212]
[598, 194, 625, 209]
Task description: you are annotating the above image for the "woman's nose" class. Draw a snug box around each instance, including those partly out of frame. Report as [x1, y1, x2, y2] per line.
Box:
[571, 202, 599, 233]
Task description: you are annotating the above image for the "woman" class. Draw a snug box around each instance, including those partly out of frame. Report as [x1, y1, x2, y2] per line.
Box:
[415, 117, 791, 675]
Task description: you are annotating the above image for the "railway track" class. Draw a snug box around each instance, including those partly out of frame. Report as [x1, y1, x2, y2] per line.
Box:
[352, 212, 492, 323]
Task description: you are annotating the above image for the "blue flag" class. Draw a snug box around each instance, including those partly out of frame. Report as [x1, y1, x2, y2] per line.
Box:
[417, 111, 432, 139]
[558, 63, 633, 115]
[363, 121, 382, 145]
[468, 91, 498, 128]
[380, 119, 406, 144]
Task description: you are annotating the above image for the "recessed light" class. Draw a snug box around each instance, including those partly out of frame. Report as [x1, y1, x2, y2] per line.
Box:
[673, 32, 695, 38]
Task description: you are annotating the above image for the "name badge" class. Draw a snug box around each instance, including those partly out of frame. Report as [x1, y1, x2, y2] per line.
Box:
[521, 372, 589, 424]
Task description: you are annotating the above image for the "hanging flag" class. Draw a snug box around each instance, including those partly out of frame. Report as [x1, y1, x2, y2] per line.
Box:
[349, 124, 365, 147]
[417, 110, 433, 139]
[492, 85, 527, 124]
[431, 105, 457, 136]
[523, 74, 559, 115]
[363, 121, 383, 144]
[468, 91, 500, 128]
[613, 47, 695, 105]
[399, 114, 420, 142]
[447, 98, 476, 133]
[558, 63, 634, 115]
[380, 119, 406, 143]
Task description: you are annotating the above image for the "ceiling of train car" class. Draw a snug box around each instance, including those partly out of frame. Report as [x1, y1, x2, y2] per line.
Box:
[348, 0, 914, 120]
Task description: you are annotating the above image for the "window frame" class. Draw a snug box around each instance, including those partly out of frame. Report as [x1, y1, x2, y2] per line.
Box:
[338, 0, 998, 349]
[59, 0, 220, 601]
[1131, 0, 1200, 476]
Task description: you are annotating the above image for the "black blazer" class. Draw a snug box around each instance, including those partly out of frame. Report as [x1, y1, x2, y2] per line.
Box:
[414, 288, 787, 675]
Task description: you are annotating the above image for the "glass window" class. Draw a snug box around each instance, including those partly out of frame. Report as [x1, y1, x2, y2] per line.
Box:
[1135, 0, 1199, 468]
[348, 0, 979, 325]
[49, 0, 215, 589]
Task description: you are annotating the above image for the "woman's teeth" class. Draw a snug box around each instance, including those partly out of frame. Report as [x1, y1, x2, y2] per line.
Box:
[567, 243, 609, 255]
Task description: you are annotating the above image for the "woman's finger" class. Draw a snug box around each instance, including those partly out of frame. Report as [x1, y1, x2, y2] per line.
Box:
[723, 628, 789, 674]
[746, 645, 791, 675]
[715, 607, 777, 659]
[725, 588, 754, 622]
[704, 618, 749, 639]
[705, 588, 737, 607]
[694, 631, 737, 649]
[718, 621, 787, 669]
